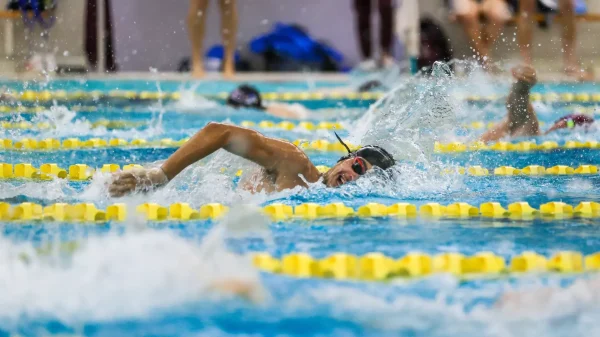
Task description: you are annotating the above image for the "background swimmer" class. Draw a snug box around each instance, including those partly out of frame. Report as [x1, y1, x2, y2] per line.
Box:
[480, 65, 594, 143]
[226, 84, 310, 119]
[495, 275, 600, 314]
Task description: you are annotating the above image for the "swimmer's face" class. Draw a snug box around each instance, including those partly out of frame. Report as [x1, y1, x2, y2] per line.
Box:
[323, 157, 373, 187]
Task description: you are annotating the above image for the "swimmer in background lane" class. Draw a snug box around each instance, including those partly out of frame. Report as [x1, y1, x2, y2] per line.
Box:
[226, 84, 310, 120]
[107, 123, 395, 197]
[495, 274, 600, 313]
[479, 65, 594, 143]
[210, 279, 262, 302]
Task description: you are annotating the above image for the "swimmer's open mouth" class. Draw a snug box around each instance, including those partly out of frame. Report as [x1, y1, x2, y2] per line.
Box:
[338, 174, 347, 185]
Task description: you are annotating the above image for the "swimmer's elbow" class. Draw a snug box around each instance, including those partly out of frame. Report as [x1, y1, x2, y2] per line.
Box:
[205, 121, 226, 132]
[204, 122, 234, 142]
[207, 121, 266, 153]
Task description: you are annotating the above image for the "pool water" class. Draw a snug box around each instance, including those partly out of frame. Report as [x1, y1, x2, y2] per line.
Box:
[1, 73, 600, 337]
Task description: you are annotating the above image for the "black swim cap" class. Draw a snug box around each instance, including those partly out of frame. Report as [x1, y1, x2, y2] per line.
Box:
[226, 84, 264, 110]
[337, 145, 395, 170]
[358, 80, 384, 92]
[334, 132, 395, 170]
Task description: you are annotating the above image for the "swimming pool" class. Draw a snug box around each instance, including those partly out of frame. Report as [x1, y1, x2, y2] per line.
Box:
[1, 74, 600, 337]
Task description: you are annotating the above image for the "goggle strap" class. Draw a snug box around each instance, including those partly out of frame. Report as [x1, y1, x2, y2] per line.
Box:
[334, 131, 353, 154]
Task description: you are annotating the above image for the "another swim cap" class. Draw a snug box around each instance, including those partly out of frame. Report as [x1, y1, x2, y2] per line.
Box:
[334, 132, 395, 170]
[226, 84, 264, 110]
[556, 114, 594, 128]
[358, 80, 384, 92]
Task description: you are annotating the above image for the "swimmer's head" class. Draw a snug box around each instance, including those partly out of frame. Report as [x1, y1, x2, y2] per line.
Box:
[358, 80, 384, 92]
[552, 114, 594, 131]
[323, 133, 395, 187]
[226, 84, 264, 110]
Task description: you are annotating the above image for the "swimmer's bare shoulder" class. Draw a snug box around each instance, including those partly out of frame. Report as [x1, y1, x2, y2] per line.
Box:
[212, 124, 320, 186]
[109, 122, 320, 197]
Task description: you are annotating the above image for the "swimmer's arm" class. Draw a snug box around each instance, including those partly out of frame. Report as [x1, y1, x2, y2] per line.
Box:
[506, 81, 535, 121]
[544, 120, 568, 135]
[160, 122, 307, 180]
[479, 119, 509, 143]
[264, 103, 309, 120]
[506, 66, 540, 135]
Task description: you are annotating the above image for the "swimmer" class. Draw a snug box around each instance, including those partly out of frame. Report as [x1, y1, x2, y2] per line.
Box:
[495, 274, 600, 313]
[210, 279, 263, 302]
[479, 65, 594, 143]
[357, 79, 385, 92]
[108, 123, 395, 197]
[226, 84, 310, 119]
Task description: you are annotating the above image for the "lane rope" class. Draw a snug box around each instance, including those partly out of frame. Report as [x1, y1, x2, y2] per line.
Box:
[0, 90, 383, 103]
[20, 241, 596, 279]
[0, 120, 344, 132]
[3, 137, 600, 153]
[0, 120, 143, 130]
[0, 163, 598, 181]
[5, 90, 600, 103]
[252, 250, 600, 280]
[0, 138, 358, 152]
[435, 140, 600, 153]
[1, 200, 599, 222]
[464, 92, 600, 104]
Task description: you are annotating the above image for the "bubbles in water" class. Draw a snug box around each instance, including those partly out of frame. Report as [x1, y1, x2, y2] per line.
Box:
[352, 61, 458, 163]
[0, 207, 269, 324]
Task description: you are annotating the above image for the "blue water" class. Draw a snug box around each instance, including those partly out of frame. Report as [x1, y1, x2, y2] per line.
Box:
[0, 79, 346, 94]
[0, 77, 597, 93]
[1, 79, 600, 337]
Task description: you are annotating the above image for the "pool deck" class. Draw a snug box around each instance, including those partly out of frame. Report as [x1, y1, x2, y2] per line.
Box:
[0, 67, 596, 83]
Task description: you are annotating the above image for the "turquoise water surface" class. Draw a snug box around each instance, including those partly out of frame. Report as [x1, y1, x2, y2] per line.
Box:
[1, 77, 600, 337]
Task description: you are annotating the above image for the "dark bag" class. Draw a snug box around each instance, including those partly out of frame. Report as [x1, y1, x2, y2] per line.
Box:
[251, 23, 344, 72]
[417, 17, 453, 73]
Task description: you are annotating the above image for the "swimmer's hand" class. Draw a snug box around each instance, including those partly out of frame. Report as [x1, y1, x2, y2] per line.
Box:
[210, 279, 265, 303]
[511, 65, 537, 92]
[108, 167, 169, 197]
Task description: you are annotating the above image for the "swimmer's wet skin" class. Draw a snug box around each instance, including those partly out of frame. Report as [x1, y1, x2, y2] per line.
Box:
[108, 122, 395, 197]
[480, 65, 595, 143]
[225, 84, 309, 119]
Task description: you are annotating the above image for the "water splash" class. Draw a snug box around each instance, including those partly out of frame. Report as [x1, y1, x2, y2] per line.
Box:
[20, 105, 167, 140]
[146, 74, 167, 135]
[351, 61, 459, 163]
[0, 205, 269, 324]
[167, 81, 218, 112]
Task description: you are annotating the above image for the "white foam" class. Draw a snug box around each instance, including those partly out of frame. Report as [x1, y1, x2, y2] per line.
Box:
[0, 205, 270, 324]
[0, 178, 76, 201]
[165, 86, 219, 112]
[351, 62, 459, 163]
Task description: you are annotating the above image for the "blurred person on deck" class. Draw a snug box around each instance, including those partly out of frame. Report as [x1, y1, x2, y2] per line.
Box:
[448, 0, 516, 71]
[517, 0, 593, 80]
[187, 0, 237, 79]
[353, 0, 396, 71]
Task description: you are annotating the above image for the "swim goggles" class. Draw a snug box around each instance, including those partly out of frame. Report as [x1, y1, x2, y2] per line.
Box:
[351, 157, 367, 175]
